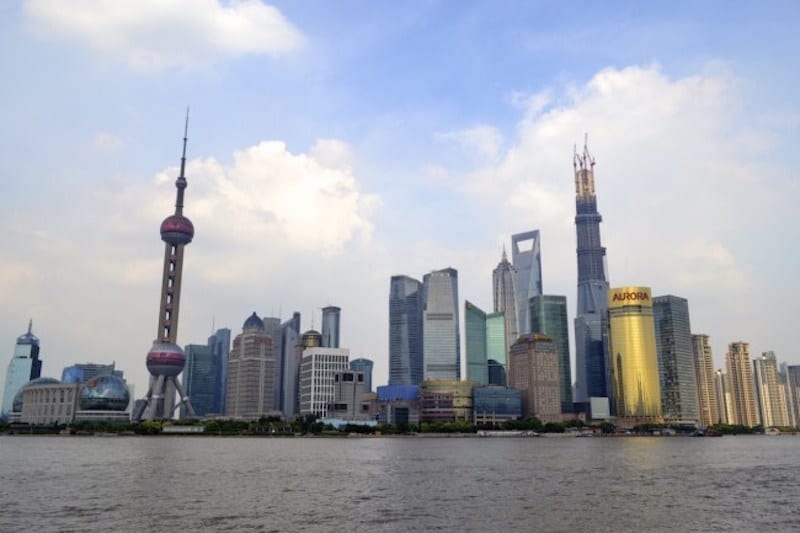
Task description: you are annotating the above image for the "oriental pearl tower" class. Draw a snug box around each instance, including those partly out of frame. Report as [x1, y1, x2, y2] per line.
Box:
[141, 113, 197, 420]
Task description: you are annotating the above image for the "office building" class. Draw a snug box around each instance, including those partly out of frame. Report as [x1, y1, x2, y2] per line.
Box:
[652, 295, 698, 424]
[511, 230, 542, 338]
[508, 334, 561, 423]
[389, 275, 424, 385]
[349, 358, 374, 393]
[463, 303, 506, 386]
[530, 295, 572, 413]
[422, 268, 460, 381]
[62, 362, 122, 383]
[183, 344, 217, 417]
[374, 385, 420, 426]
[328, 370, 367, 419]
[225, 313, 278, 418]
[2, 321, 42, 418]
[725, 342, 759, 427]
[492, 247, 519, 358]
[692, 334, 718, 428]
[321, 306, 341, 348]
[753, 351, 789, 428]
[607, 287, 662, 424]
[279, 313, 301, 417]
[573, 139, 610, 403]
[208, 328, 231, 415]
[298, 347, 349, 418]
[473, 386, 522, 425]
[465, 301, 489, 385]
[419, 380, 474, 422]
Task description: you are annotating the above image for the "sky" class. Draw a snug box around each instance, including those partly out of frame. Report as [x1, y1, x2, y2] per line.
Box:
[1, 1, 799, 397]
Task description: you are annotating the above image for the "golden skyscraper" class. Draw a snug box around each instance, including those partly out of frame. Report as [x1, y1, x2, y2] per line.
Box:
[607, 286, 663, 424]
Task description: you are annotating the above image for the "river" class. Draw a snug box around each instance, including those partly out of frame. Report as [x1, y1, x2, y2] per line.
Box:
[1, 435, 798, 531]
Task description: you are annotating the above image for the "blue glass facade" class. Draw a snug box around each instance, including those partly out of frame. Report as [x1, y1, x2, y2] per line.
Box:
[422, 268, 460, 381]
[389, 275, 424, 385]
[473, 386, 522, 421]
[349, 358, 374, 393]
[184, 344, 217, 416]
[208, 328, 231, 414]
[321, 306, 341, 348]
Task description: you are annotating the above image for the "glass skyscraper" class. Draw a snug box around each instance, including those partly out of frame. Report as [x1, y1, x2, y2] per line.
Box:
[573, 140, 610, 403]
[607, 287, 662, 423]
[530, 295, 572, 413]
[422, 268, 460, 381]
[653, 295, 698, 424]
[389, 275, 424, 385]
[2, 321, 42, 417]
[183, 344, 217, 417]
[492, 247, 519, 356]
[321, 306, 341, 348]
[511, 230, 542, 337]
[349, 358, 374, 393]
[280, 312, 301, 417]
[465, 301, 488, 385]
[207, 327, 231, 414]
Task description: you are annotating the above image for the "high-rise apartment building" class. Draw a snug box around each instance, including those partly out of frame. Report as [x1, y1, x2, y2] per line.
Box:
[422, 268, 460, 381]
[753, 351, 789, 428]
[465, 302, 507, 386]
[652, 295, 698, 424]
[530, 295, 572, 413]
[2, 321, 42, 417]
[349, 358, 374, 393]
[714, 369, 732, 425]
[607, 287, 662, 424]
[389, 275, 424, 385]
[492, 247, 519, 357]
[573, 139, 610, 403]
[208, 327, 231, 415]
[183, 344, 217, 417]
[511, 230, 542, 337]
[298, 347, 349, 418]
[321, 306, 341, 348]
[225, 313, 277, 418]
[692, 334, 718, 428]
[279, 312, 301, 417]
[725, 342, 759, 427]
[508, 334, 561, 422]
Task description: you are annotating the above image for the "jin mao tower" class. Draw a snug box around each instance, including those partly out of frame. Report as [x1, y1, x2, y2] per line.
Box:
[573, 137, 610, 403]
[141, 114, 197, 420]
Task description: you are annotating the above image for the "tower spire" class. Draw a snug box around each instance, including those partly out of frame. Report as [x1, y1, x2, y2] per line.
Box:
[175, 108, 189, 215]
[501, 244, 507, 262]
[27, 319, 32, 334]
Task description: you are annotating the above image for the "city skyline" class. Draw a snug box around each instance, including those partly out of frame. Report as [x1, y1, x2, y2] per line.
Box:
[1, 2, 799, 396]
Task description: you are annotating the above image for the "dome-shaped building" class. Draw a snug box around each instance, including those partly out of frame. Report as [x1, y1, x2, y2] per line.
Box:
[79, 374, 130, 412]
[12, 377, 61, 413]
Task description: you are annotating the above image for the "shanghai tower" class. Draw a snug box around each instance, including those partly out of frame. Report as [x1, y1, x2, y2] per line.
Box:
[140, 113, 197, 420]
[573, 137, 610, 404]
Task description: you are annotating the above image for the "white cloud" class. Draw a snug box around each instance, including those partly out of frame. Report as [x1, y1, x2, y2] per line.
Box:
[23, 0, 304, 71]
[437, 125, 503, 160]
[309, 138, 355, 171]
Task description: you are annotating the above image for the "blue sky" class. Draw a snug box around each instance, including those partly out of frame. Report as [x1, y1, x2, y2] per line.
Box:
[1, 0, 798, 394]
